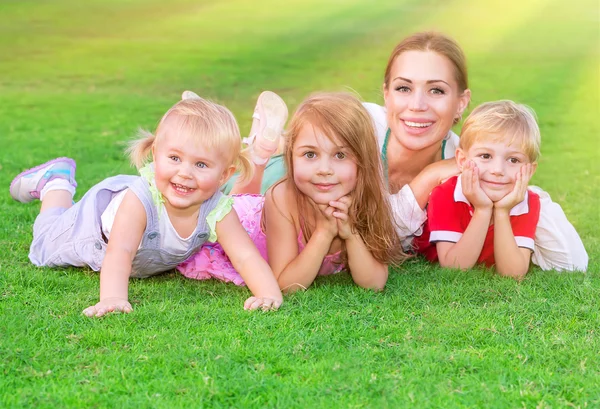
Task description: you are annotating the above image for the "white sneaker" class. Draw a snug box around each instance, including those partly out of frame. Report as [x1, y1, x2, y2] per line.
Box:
[182, 90, 201, 100]
[10, 157, 77, 203]
[243, 91, 288, 165]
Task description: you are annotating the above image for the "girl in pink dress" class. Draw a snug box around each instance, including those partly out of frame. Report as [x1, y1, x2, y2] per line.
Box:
[178, 92, 407, 291]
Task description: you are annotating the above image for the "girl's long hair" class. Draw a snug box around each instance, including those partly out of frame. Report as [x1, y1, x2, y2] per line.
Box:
[276, 92, 407, 266]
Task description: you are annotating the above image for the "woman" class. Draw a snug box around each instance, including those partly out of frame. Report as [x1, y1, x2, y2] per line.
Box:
[225, 32, 587, 272]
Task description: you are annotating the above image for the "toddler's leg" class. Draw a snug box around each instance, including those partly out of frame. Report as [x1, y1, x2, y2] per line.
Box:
[10, 157, 77, 213]
[231, 91, 288, 194]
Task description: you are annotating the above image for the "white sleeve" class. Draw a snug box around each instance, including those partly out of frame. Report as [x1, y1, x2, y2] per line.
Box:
[528, 186, 588, 271]
[388, 184, 427, 249]
[362, 102, 388, 151]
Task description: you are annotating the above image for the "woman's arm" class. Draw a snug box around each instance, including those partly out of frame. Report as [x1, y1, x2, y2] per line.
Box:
[216, 209, 282, 310]
[388, 159, 460, 241]
[264, 184, 334, 292]
[409, 158, 459, 209]
[82, 190, 146, 317]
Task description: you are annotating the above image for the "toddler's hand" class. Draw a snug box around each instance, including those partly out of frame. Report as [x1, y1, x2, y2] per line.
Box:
[82, 297, 132, 317]
[244, 296, 282, 311]
[494, 163, 534, 212]
[329, 195, 353, 239]
[461, 161, 493, 210]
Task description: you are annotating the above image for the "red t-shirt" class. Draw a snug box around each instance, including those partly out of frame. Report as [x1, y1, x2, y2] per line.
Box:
[414, 176, 541, 267]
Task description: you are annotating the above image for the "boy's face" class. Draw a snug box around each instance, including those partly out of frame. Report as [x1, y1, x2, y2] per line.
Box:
[457, 134, 537, 202]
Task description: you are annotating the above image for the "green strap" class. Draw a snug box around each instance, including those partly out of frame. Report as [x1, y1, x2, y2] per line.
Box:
[441, 138, 447, 160]
[381, 129, 449, 188]
[381, 128, 390, 188]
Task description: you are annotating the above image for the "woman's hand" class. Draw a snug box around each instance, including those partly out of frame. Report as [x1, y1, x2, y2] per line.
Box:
[329, 195, 353, 240]
[494, 163, 534, 212]
[82, 297, 132, 317]
[461, 160, 493, 210]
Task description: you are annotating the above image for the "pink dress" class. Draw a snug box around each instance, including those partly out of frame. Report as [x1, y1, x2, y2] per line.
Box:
[177, 194, 345, 286]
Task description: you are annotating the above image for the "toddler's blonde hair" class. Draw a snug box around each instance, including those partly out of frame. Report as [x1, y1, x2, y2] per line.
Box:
[460, 100, 541, 162]
[127, 97, 253, 184]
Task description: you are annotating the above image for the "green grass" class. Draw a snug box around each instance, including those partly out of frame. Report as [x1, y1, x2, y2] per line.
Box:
[1, 0, 598, 407]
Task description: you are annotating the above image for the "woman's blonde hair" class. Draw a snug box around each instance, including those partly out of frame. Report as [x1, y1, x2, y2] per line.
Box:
[384, 31, 468, 92]
[460, 100, 541, 162]
[277, 92, 407, 266]
[127, 97, 253, 184]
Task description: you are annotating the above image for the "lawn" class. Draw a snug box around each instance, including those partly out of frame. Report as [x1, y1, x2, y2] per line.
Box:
[0, 0, 598, 408]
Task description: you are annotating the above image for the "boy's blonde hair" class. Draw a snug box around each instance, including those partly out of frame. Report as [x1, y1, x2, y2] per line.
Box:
[460, 100, 541, 162]
[127, 97, 253, 184]
[277, 92, 407, 266]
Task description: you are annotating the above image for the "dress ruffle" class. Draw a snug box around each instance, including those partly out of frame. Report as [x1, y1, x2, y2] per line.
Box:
[177, 194, 267, 286]
[177, 194, 346, 286]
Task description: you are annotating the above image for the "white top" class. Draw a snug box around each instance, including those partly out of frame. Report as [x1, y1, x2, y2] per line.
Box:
[100, 189, 193, 253]
[362, 102, 460, 248]
[363, 102, 588, 271]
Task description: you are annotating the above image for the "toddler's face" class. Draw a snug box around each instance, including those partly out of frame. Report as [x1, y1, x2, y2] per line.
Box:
[459, 135, 533, 202]
[292, 123, 358, 205]
[153, 129, 234, 214]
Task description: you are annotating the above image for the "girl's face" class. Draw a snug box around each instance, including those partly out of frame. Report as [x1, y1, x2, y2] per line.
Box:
[292, 123, 358, 205]
[153, 128, 234, 214]
[383, 50, 470, 152]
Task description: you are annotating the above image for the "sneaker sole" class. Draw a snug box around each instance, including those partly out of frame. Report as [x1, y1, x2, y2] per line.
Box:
[258, 91, 288, 142]
[10, 157, 76, 202]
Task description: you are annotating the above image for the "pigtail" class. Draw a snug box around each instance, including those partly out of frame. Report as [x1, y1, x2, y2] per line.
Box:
[232, 146, 255, 187]
[127, 128, 156, 169]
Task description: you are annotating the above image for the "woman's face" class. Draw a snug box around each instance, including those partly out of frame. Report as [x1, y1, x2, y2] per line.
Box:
[383, 50, 470, 153]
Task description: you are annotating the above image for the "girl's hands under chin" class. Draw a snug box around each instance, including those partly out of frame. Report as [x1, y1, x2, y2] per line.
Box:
[312, 199, 338, 240]
[329, 195, 353, 239]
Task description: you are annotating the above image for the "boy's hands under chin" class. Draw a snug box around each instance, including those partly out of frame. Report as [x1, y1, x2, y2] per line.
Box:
[329, 195, 353, 239]
[461, 161, 493, 210]
[494, 163, 534, 212]
[83, 297, 132, 317]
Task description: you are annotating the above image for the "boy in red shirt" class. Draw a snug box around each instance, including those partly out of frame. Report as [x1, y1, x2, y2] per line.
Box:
[415, 100, 541, 279]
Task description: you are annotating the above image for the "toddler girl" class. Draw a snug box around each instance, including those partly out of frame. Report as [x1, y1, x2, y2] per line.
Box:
[10, 96, 282, 316]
